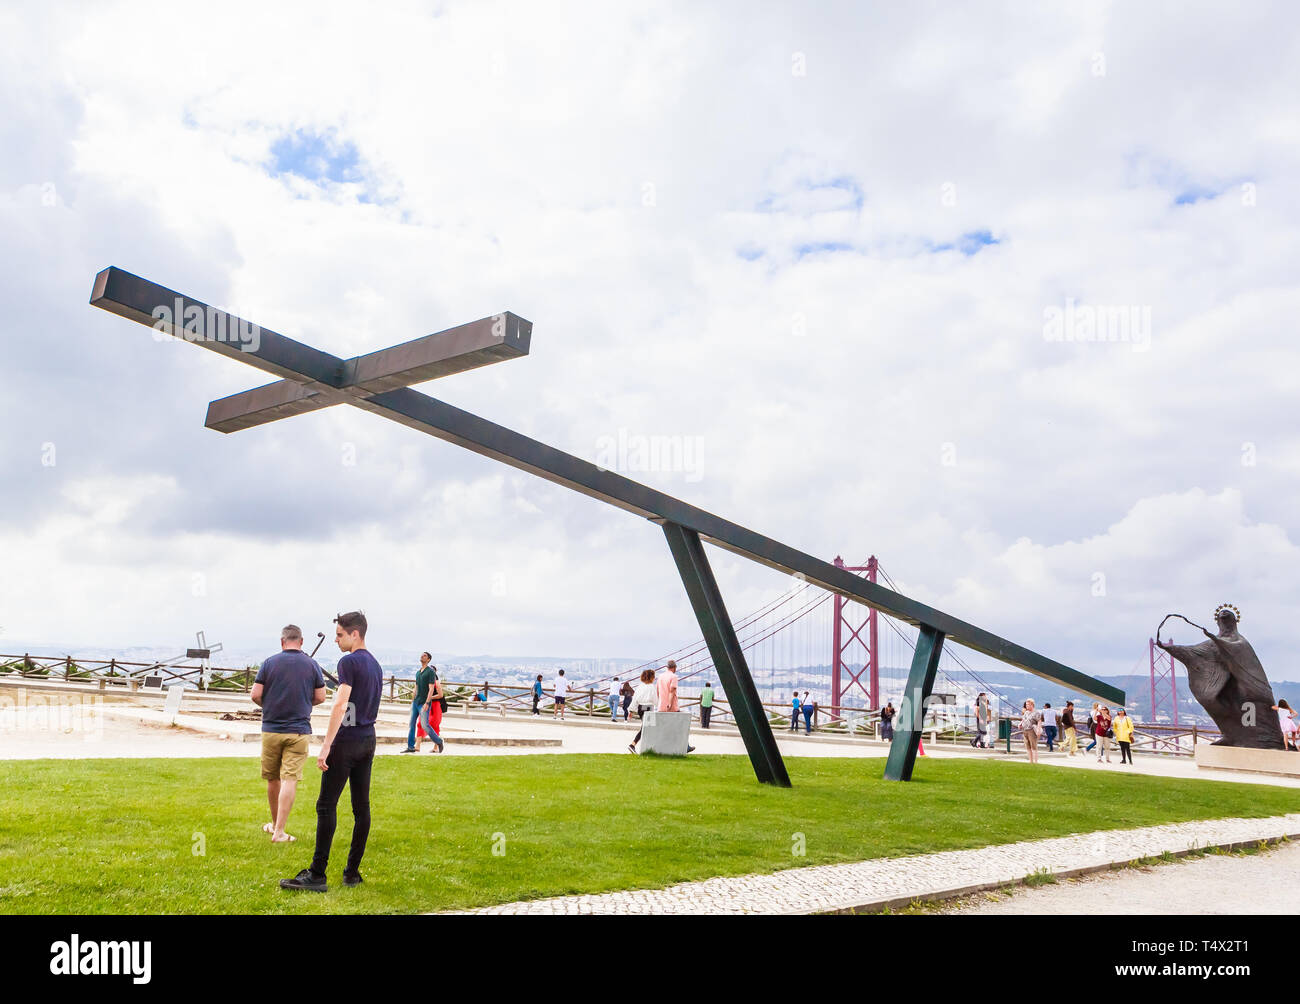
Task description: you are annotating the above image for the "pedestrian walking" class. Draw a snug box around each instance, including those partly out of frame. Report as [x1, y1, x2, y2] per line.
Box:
[1084, 703, 1100, 753]
[1060, 701, 1078, 755]
[552, 669, 571, 720]
[252, 624, 327, 844]
[1275, 699, 1298, 751]
[880, 702, 895, 741]
[656, 659, 694, 752]
[699, 681, 715, 729]
[1113, 707, 1134, 764]
[1041, 702, 1058, 753]
[1020, 698, 1044, 764]
[608, 677, 622, 722]
[972, 692, 990, 748]
[531, 674, 543, 715]
[1094, 706, 1114, 763]
[620, 678, 634, 721]
[280, 610, 382, 893]
[402, 651, 443, 754]
[628, 669, 658, 753]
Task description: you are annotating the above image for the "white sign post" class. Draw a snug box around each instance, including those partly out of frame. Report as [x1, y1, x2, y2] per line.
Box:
[163, 684, 184, 724]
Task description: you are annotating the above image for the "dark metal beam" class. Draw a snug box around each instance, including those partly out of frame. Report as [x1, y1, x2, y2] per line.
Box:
[883, 625, 945, 781]
[90, 266, 344, 386]
[662, 521, 790, 787]
[357, 387, 1124, 706]
[89, 266, 1125, 716]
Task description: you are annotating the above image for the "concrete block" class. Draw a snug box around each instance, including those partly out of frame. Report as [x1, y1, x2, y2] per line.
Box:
[1195, 743, 1300, 778]
[640, 711, 691, 756]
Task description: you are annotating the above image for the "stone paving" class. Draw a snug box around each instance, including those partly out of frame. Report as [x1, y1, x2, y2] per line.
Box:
[453, 812, 1300, 914]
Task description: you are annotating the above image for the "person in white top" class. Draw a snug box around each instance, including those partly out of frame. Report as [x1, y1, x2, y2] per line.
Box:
[608, 677, 621, 722]
[627, 669, 658, 754]
[1040, 703, 1058, 753]
[552, 669, 571, 720]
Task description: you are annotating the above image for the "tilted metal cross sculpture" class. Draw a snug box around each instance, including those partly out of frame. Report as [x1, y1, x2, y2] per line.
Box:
[90, 266, 1124, 786]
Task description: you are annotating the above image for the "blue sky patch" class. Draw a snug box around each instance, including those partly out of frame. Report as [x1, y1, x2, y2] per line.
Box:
[795, 241, 854, 258]
[957, 229, 998, 255]
[1173, 185, 1220, 206]
[757, 175, 864, 214]
[269, 129, 362, 184]
[928, 230, 999, 256]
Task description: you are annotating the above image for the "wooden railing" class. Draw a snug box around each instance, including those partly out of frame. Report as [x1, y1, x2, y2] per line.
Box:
[1, 653, 1217, 754]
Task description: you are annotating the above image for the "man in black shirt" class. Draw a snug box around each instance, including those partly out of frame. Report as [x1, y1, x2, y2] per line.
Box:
[281, 611, 384, 893]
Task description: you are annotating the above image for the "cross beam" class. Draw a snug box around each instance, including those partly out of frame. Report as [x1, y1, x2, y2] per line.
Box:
[206, 313, 532, 432]
[90, 266, 1124, 784]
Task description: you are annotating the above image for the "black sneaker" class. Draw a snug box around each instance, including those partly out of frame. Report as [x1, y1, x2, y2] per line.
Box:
[687, 745, 696, 753]
[280, 868, 327, 893]
[400, 747, 417, 753]
[342, 871, 363, 886]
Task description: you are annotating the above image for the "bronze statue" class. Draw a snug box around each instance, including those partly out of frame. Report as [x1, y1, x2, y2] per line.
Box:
[1156, 605, 1285, 749]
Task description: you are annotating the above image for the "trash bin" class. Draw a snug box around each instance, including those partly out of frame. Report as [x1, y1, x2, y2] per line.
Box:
[997, 718, 1012, 747]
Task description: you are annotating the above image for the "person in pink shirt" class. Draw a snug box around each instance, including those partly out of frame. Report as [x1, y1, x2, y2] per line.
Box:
[655, 660, 694, 753]
[657, 660, 681, 711]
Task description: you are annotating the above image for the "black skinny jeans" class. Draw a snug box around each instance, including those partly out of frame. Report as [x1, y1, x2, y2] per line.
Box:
[631, 705, 653, 745]
[310, 734, 376, 877]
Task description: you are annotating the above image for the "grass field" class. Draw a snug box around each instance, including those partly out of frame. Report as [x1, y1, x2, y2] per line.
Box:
[2, 754, 1298, 914]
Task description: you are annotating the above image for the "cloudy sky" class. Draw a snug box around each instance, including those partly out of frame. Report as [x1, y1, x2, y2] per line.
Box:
[3, 1, 1298, 681]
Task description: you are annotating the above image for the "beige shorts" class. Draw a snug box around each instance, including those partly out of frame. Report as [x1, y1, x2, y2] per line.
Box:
[261, 732, 311, 781]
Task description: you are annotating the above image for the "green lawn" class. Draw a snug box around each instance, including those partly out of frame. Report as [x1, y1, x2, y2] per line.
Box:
[2, 754, 1297, 914]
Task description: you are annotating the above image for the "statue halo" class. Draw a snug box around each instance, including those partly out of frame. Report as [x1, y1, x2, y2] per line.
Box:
[1214, 603, 1241, 624]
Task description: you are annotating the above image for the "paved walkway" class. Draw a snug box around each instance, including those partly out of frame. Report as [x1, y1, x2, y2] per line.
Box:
[453, 813, 1300, 914]
[944, 837, 1300, 914]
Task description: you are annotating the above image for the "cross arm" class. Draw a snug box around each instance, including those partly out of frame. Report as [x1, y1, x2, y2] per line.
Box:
[90, 266, 531, 433]
[206, 313, 532, 433]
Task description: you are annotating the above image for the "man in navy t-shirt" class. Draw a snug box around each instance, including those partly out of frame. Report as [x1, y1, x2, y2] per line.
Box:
[281, 610, 384, 893]
[252, 624, 326, 843]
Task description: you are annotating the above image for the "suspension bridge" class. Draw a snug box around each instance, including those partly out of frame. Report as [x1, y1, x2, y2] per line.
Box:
[581, 554, 1036, 722]
[581, 555, 1186, 729]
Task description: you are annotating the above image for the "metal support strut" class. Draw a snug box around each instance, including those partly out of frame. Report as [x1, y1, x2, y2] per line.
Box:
[884, 624, 946, 782]
[662, 521, 791, 787]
